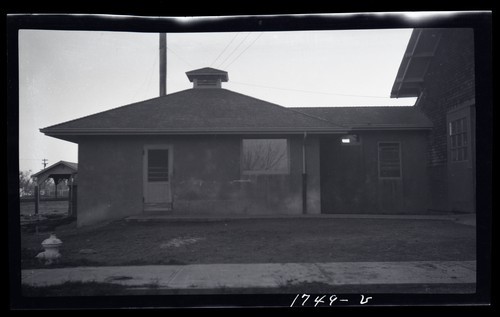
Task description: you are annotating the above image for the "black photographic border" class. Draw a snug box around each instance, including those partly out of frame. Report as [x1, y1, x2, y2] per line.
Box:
[6, 7, 493, 313]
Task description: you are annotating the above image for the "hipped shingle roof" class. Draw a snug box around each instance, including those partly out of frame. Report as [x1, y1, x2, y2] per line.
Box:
[41, 89, 345, 138]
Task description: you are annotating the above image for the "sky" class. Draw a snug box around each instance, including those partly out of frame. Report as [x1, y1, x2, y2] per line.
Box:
[18, 28, 416, 174]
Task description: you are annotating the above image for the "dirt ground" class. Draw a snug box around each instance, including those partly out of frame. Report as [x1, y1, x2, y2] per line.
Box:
[20, 217, 476, 269]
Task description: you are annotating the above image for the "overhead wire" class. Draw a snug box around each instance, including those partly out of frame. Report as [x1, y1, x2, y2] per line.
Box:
[216, 32, 252, 69]
[230, 81, 394, 99]
[167, 46, 193, 68]
[224, 32, 264, 69]
[131, 52, 157, 100]
[210, 32, 240, 67]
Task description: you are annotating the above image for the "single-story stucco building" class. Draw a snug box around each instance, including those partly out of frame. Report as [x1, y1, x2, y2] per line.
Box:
[41, 67, 433, 226]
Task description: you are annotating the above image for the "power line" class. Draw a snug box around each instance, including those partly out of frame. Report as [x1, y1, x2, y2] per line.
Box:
[216, 32, 252, 69]
[167, 46, 193, 68]
[143, 56, 158, 97]
[230, 81, 393, 99]
[131, 52, 157, 100]
[224, 33, 263, 69]
[210, 32, 240, 67]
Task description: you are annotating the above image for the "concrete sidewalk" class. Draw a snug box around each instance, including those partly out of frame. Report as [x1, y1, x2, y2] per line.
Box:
[22, 260, 476, 290]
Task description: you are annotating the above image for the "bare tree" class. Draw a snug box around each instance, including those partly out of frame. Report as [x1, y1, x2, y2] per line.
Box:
[242, 139, 288, 172]
[19, 170, 35, 197]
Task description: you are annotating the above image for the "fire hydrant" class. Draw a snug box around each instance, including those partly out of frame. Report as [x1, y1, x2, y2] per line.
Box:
[36, 233, 63, 265]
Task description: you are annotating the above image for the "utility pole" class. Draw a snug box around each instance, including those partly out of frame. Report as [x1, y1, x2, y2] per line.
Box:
[42, 158, 48, 169]
[159, 33, 167, 96]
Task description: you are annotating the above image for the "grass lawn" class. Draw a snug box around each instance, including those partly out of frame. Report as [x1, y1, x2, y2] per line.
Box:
[20, 200, 69, 216]
[20, 217, 475, 269]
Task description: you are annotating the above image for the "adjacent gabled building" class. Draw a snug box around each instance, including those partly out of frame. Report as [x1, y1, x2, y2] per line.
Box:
[42, 67, 433, 226]
[390, 28, 476, 213]
[31, 160, 78, 216]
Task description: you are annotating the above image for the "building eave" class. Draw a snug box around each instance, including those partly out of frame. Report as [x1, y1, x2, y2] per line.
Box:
[349, 125, 433, 131]
[390, 29, 442, 99]
[41, 127, 349, 137]
[41, 124, 432, 141]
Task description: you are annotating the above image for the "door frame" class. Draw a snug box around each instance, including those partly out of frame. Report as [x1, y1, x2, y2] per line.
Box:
[142, 144, 173, 206]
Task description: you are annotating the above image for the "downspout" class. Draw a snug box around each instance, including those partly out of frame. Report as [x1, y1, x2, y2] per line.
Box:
[302, 132, 307, 214]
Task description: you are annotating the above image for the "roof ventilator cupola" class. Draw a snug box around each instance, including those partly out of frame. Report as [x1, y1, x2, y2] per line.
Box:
[186, 67, 229, 89]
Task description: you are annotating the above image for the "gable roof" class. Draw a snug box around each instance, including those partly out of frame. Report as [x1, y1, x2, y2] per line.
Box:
[32, 160, 78, 178]
[41, 88, 346, 140]
[293, 106, 433, 130]
[390, 28, 443, 98]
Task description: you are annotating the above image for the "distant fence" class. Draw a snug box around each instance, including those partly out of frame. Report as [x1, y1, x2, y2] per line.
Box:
[41, 189, 70, 197]
[22, 184, 77, 217]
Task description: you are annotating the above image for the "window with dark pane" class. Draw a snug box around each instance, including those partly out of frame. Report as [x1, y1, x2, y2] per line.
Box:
[378, 142, 402, 178]
[242, 139, 289, 174]
[148, 149, 169, 182]
[449, 117, 468, 162]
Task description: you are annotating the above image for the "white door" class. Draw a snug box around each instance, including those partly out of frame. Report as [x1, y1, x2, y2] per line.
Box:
[143, 145, 172, 210]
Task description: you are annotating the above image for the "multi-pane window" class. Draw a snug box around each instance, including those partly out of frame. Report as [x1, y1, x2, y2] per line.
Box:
[378, 142, 402, 179]
[147, 149, 169, 182]
[241, 139, 289, 174]
[449, 117, 468, 162]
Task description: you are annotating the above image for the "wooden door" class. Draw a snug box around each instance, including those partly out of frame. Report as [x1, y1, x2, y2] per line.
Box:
[143, 145, 172, 211]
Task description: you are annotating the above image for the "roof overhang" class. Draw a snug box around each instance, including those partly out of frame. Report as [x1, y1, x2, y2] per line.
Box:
[349, 125, 433, 131]
[41, 127, 349, 139]
[391, 29, 442, 98]
[41, 124, 434, 143]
